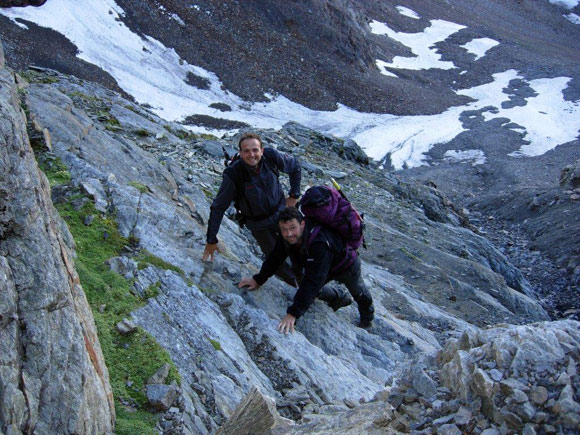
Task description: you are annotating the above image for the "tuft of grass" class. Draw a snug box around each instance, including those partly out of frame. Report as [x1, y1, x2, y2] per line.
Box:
[144, 281, 161, 299]
[209, 339, 222, 351]
[36, 154, 71, 187]
[134, 129, 152, 137]
[400, 247, 421, 262]
[19, 70, 59, 84]
[114, 408, 159, 435]
[201, 186, 215, 199]
[128, 181, 149, 194]
[135, 251, 186, 278]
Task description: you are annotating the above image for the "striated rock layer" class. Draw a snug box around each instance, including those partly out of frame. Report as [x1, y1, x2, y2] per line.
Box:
[0, 43, 114, 434]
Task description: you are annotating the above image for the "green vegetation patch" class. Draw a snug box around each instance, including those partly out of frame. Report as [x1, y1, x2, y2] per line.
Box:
[40, 162, 180, 434]
[36, 153, 71, 187]
[128, 181, 149, 194]
[134, 128, 152, 137]
[209, 338, 222, 351]
[135, 251, 186, 278]
[20, 69, 60, 84]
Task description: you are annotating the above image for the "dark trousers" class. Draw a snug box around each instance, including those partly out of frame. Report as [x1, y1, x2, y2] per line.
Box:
[318, 257, 374, 321]
[251, 226, 297, 286]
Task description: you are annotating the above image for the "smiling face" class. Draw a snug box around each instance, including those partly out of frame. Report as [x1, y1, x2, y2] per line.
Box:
[279, 218, 306, 245]
[239, 138, 264, 169]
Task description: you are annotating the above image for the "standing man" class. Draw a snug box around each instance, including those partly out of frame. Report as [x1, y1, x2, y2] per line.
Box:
[238, 207, 375, 333]
[203, 133, 301, 286]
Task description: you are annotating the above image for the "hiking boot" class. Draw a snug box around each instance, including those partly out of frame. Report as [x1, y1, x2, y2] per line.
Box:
[358, 317, 373, 329]
[358, 305, 374, 328]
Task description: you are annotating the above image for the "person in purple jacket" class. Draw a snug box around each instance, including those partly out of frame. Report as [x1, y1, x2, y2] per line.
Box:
[202, 133, 301, 286]
[239, 207, 375, 333]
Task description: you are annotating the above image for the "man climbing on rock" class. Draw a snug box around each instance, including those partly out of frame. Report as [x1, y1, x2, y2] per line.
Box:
[202, 133, 301, 286]
[238, 207, 375, 333]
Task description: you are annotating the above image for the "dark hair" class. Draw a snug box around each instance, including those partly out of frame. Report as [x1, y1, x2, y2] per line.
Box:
[238, 133, 263, 149]
[277, 207, 303, 224]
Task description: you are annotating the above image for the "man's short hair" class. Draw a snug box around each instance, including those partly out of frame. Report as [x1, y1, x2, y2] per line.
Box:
[238, 133, 263, 149]
[278, 207, 303, 224]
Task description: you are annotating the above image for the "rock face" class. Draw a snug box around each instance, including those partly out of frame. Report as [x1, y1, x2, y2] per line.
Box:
[0, 44, 114, 433]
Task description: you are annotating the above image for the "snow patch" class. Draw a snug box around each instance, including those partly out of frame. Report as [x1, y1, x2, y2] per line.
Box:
[370, 19, 466, 72]
[444, 149, 486, 165]
[396, 6, 421, 19]
[461, 38, 499, 60]
[170, 13, 185, 26]
[565, 12, 580, 24]
[549, 0, 580, 9]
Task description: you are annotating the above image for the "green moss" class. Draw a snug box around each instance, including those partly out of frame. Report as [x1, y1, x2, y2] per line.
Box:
[163, 125, 218, 141]
[134, 129, 152, 137]
[400, 247, 421, 262]
[124, 104, 142, 114]
[199, 286, 217, 295]
[135, 251, 186, 278]
[209, 339, 222, 351]
[67, 91, 99, 102]
[19, 70, 59, 84]
[128, 181, 149, 194]
[201, 186, 215, 199]
[115, 407, 159, 435]
[36, 154, 72, 187]
[144, 281, 161, 299]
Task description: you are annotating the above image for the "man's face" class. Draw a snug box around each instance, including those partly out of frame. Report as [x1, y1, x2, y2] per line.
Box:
[239, 138, 264, 169]
[279, 218, 305, 245]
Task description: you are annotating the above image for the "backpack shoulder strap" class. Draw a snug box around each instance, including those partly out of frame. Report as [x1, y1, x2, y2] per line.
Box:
[261, 148, 280, 178]
[224, 162, 248, 202]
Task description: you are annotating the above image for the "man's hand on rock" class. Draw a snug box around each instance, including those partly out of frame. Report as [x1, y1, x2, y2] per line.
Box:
[202, 243, 220, 262]
[278, 314, 296, 334]
[238, 277, 259, 291]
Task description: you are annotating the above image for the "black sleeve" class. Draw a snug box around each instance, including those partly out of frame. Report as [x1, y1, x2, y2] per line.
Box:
[253, 236, 288, 285]
[287, 241, 332, 318]
[267, 148, 301, 197]
[206, 175, 236, 244]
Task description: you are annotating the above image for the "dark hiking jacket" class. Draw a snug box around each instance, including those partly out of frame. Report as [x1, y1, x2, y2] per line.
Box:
[206, 148, 301, 244]
[253, 222, 356, 318]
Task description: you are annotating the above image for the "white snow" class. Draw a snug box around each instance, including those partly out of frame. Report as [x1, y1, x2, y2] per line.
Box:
[549, 0, 580, 9]
[1, 1, 579, 169]
[170, 13, 185, 26]
[396, 6, 421, 20]
[461, 38, 499, 60]
[370, 19, 466, 72]
[444, 150, 486, 165]
[565, 12, 580, 24]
